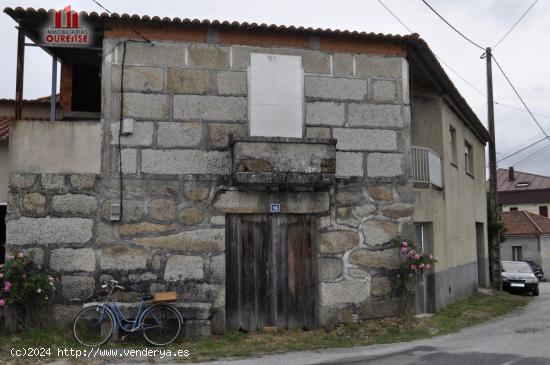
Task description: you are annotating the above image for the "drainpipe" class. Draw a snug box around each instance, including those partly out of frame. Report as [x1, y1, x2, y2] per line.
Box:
[15, 26, 25, 120]
[50, 56, 57, 122]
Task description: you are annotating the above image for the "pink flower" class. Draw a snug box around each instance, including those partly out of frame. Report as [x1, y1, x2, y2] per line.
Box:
[0, 273, 3, 279]
[410, 264, 417, 270]
[414, 254, 420, 260]
[3, 281, 12, 293]
[429, 255, 433, 260]
[0, 264, 3, 268]
[5, 255, 14, 260]
[36, 288, 42, 294]
[0, 299, 5, 307]
[402, 241, 408, 247]
[425, 264, 431, 269]
[401, 247, 408, 254]
[17, 252, 24, 258]
[419, 263, 425, 269]
[48, 276, 54, 282]
[409, 251, 415, 257]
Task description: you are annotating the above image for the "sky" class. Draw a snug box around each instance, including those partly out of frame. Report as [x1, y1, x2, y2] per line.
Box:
[0, 0, 549, 176]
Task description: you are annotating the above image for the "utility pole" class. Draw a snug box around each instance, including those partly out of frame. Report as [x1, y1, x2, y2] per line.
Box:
[486, 47, 501, 290]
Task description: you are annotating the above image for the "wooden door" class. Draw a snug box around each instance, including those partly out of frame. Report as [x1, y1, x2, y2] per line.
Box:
[226, 214, 318, 331]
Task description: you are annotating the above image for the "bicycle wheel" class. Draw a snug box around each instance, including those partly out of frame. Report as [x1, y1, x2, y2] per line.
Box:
[141, 305, 182, 346]
[73, 305, 115, 347]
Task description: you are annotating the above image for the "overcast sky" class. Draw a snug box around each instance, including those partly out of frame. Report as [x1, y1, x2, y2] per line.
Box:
[1, 0, 549, 176]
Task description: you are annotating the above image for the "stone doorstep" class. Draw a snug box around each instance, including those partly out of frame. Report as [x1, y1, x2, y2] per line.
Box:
[83, 301, 212, 320]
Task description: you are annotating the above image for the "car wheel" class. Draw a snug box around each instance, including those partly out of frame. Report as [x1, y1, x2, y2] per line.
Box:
[533, 288, 540, 296]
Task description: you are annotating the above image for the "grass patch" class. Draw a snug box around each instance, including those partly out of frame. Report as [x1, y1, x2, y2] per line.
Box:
[0, 290, 531, 363]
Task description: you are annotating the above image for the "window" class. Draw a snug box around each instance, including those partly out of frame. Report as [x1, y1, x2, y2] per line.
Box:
[509, 207, 518, 211]
[516, 181, 530, 188]
[540, 206, 548, 217]
[248, 53, 303, 138]
[449, 126, 457, 164]
[512, 246, 523, 261]
[464, 142, 473, 175]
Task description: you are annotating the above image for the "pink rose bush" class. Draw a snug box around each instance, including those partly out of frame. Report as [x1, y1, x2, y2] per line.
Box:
[396, 239, 437, 321]
[399, 240, 436, 274]
[0, 252, 54, 309]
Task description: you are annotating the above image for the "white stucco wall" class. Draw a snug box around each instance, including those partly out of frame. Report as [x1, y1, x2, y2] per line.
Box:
[502, 203, 550, 216]
[9, 120, 102, 174]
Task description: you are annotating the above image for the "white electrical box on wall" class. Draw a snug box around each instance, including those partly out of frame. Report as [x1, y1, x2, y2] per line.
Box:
[121, 118, 134, 135]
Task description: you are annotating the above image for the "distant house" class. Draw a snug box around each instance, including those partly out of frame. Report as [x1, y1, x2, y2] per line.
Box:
[501, 211, 550, 275]
[4, 6, 490, 337]
[498, 167, 550, 217]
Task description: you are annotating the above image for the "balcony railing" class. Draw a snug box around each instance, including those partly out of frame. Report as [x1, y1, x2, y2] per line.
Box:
[411, 146, 442, 188]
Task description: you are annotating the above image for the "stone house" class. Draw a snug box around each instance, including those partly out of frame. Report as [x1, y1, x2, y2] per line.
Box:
[3, 7, 490, 337]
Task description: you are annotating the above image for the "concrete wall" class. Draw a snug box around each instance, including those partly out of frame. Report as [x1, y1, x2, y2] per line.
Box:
[7, 32, 415, 335]
[502, 203, 550, 215]
[502, 235, 550, 279]
[0, 142, 8, 203]
[9, 120, 102, 174]
[540, 236, 550, 277]
[411, 94, 488, 311]
[501, 236, 539, 263]
[0, 100, 62, 120]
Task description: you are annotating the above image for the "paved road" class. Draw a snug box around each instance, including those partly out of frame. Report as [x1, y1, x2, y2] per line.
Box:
[199, 283, 550, 365]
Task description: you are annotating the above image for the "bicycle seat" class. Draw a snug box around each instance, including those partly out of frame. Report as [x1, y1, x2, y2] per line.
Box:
[140, 293, 154, 300]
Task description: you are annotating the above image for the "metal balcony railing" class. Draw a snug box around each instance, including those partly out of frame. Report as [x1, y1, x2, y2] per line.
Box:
[411, 146, 442, 188]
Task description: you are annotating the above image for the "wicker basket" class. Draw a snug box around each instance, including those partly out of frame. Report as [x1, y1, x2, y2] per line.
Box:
[153, 291, 177, 302]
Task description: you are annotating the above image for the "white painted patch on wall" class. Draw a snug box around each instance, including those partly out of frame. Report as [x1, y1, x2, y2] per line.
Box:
[248, 53, 304, 138]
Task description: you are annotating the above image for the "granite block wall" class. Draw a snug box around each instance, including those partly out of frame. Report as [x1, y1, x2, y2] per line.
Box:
[6, 33, 415, 335]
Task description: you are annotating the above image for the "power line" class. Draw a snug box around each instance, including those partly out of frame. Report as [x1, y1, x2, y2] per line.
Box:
[495, 102, 550, 119]
[378, 0, 550, 167]
[420, 0, 485, 50]
[497, 135, 547, 163]
[491, 54, 550, 140]
[91, 0, 153, 44]
[376, 0, 414, 33]
[493, 0, 539, 50]
[515, 143, 550, 167]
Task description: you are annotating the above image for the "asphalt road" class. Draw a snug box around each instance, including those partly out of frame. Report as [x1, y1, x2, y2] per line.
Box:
[200, 283, 550, 365]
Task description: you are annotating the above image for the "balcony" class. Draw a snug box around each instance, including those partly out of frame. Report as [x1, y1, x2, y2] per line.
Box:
[230, 136, 337, 186]
[411, 146, 442, 188]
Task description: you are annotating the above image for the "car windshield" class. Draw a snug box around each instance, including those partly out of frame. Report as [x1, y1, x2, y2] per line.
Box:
[502, 261, 533, 273]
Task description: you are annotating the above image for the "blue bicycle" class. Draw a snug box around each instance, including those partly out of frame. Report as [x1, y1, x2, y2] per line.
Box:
[72, 279, 182, 347]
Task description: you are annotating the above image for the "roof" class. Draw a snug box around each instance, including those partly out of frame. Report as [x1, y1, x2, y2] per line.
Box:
[497, 168, 550, 192]
[501, 211, 550, 236]
[0, 117, 9, 142]
[3, 7, 491, 143]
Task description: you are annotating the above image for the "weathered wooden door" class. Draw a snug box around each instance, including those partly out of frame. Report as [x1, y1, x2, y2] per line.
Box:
[226, 214, 318, 331]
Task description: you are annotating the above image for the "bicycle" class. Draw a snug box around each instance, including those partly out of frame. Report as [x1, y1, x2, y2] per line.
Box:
[72, 279, 182, 347]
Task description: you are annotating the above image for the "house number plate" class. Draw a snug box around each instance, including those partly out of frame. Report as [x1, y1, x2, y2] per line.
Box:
[270, 203, 281, 213]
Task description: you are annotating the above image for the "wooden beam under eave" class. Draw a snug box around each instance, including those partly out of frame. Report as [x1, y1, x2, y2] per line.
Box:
[15, 27, 25, 120]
